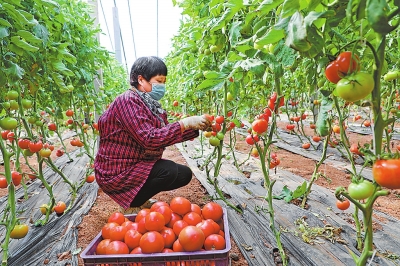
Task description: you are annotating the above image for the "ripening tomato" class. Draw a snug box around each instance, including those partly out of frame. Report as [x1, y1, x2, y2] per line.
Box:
[178, 225, 205, 252]
[96, 239, 111, 255]
[106, 240, 129, 254]
[10, 224, 29, 239]
[336, 199, 350, 210]
[332, 125, 341, 134]
[204, 234, 226, 250]
[53, 201, 66, 215]
[39, 148, 52, 158]
[348, 180, 374, 200]
[252, 119, 268, 134]
[140, 231, 165, 253]
[251, 147, 259, 158]
[170, 197, 192, 216]
[372, 159, 400, 189]
[202, 202, 223, 222]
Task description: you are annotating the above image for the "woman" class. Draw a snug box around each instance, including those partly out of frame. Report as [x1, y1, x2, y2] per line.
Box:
[94, 56, 210, 213]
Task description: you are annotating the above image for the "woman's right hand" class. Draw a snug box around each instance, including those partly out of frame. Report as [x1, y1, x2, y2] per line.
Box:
[181, 115, 211, 131]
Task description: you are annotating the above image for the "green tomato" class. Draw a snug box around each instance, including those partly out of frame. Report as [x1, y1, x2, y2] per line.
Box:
[335, 72, 374, 102]
[209, 136, 220, 146]
[383, 70, 400, 81]
[216, 132, 225, 140]
[6, 90, 19, 100]
[23, 149, 35, 157]
[227, 92, 234, 101]
[210, 45, 222, 53]
[9, 100, 19, 110]
[3, 102, 11, 109]
[35, 120, 44, 127]
[203, 48, 211, 55]
[27, 116, 37, 124]
[87, 99, 95, 106]
[348, 180, 374, 200]
[21, 99, 33, 109]
[0, 117, 18, 130]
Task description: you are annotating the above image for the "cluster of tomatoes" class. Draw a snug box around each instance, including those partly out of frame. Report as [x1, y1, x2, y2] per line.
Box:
[201, 113, 244, 147]
[325, 51, 374, 103]
[95, 197, 226, 256]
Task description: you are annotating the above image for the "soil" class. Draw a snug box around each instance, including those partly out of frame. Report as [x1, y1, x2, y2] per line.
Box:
[2, 120, 400, 266]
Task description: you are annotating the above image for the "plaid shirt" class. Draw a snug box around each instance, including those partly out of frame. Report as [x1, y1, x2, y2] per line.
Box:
[94, 90, 198, 208]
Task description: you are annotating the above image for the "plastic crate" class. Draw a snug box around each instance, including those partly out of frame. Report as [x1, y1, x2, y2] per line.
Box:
[81, 208, 231, 266]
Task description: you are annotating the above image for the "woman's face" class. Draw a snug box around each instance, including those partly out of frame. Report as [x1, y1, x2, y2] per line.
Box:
[137, 75, 167, 93]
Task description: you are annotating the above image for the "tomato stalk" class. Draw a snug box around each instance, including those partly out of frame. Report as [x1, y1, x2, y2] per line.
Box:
[0, 139, 17, 266]
[55, 130, 74, 162]
[34, 160, 56, 226]
[301, 134, 330, 208]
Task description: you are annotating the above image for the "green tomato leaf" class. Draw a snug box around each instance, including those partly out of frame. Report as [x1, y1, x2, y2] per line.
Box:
[255, 28, 285, 46]
[52, 61, 74, 76]
[10, 36, 39, 52]
[256, 0, 284, 13]
[285, 11, 311, 52]
[17, 30, 42, 44]
[273, 185, 293, 202]
[0, 27, 9, 39]
[292, 181, 307, 199]
[3, 60, 25, 81]
[0, 18, 12, 27]
[281, 0, 301, 18]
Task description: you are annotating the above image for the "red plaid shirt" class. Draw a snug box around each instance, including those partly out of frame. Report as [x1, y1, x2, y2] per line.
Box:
[94, 90, 198, 208]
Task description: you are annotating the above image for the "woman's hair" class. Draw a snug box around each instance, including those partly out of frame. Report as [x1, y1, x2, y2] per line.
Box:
[129, 56, 167, 87]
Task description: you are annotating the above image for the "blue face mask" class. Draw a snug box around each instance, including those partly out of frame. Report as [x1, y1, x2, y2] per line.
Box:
[148, 83, 166, 101]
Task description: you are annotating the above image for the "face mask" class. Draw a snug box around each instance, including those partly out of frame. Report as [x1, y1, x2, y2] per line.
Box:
[148, 83, 166, 101]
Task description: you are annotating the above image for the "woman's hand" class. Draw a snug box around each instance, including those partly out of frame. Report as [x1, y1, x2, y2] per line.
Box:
[181, 115, 211, 131]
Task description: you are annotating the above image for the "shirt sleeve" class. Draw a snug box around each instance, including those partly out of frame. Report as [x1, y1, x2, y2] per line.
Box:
[115, 92, 198, 150]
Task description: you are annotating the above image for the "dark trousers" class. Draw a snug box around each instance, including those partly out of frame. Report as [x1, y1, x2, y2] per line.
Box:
[130, 159, 193, 207]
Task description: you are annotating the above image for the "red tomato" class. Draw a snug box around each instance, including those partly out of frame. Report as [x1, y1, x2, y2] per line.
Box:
[215, 115, 224, 124]
[204, 234, 226, 250]
[11, 171, 22, 186]
[252, 119, 268, 134]
[56, 149, 64, 157]
[170, 197, 192, 216]
[65, 109, 74, 117]
[48, 123, 57, 131]
[130, 247, 142, 254]
[135, 208, 151, 223]
[144, 212, 165, 232]
[325, 61, 341, 84]
[96, 239, 111, 255]
[172, 239, 185, 252]
[1, 130, 10, 140]
[105, 240, 129, 254]
[312, 136, 321, 142]
[183, 211, 202, 226]
[286, 124, 295, 131]
[166, 212, 182, 228]
[302, 143, 311, 149]
[160, 227, 176, 248]
[152, 205, 172, 225]
[150, 201, 169, 211]
[173, 100, 179, 107]
[245, 134, 259, 145]
[336, 51, 360, 74]
[190, 203, 202, 216]
[86, 175, 95, 183]
[6, 131, 15, 142]
[372, 159, 400, 189]
[28, 141, 43, 153]
[108, 212, 125, 225]
[201, 202, 223, 222]
[0, 177, 8, 189]
[109, 225, 128, 241]
[178, 225, 205, 252]
[350, 144, 362, 155]
[102, 222, 119, 239]
[227, 111, 233, 117]
[336, 199, 350, 210]
[124, 229, 142, 250]
[363, 120, 371, 127]
[139, 231, 165, 253]
[310, 124, 316, 129]
[172, 220, 189, 236]
[196, 220, 218, 238]
[18, 138, 30, 149]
